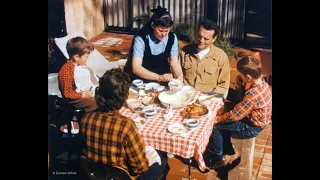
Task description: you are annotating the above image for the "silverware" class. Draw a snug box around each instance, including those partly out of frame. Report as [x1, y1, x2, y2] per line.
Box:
[203, 92, 224, 98]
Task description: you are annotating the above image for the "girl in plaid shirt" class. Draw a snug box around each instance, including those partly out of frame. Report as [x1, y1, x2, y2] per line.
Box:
[207, 56, 272, 169]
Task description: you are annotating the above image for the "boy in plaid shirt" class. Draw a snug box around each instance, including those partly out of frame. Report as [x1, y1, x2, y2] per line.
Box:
[207, 56, 272, 169]
[58, 37, 97, 112]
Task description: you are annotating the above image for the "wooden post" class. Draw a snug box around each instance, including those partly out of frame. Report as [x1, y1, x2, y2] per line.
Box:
[64, 0, 105, 39]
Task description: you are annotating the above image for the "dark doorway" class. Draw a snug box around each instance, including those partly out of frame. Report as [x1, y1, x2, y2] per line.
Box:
[48, 0, 68, 73]
[244, 0, 272, 49]
[48, 0, 67, 38]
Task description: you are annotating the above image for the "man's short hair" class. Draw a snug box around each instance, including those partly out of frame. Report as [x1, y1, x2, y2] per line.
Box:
[199, 19, 220, 38]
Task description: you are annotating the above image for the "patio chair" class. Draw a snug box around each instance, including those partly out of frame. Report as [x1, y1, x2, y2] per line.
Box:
[80, 156, 132, 180]
[48, 74, 87, 170]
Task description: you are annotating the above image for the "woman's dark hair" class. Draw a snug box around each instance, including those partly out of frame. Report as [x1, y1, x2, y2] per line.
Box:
[237, 56, 262, 79]
[139, 6, 173, 34]
[66, 36, 94, 58]
[199, 19, 220, 38]
[95, 68, 131, 112]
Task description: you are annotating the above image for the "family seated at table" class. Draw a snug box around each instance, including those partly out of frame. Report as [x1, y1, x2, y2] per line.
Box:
[55, 6, 272, 177]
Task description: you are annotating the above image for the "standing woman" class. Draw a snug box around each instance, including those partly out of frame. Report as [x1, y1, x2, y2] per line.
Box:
[124, 6, 183, 84]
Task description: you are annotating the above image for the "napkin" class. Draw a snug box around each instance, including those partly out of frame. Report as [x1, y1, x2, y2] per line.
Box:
[74, 65, 99, 97]
[145, 146, 162, 165]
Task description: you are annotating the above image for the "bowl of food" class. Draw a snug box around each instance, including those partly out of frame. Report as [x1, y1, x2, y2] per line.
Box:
[185, 104, 209, 119]
[186, 119, 199, 129]
[126, 98, 139, 109]
[143, 107, 157, 119]
[132, 105, 143, 113]
[132, 79, 143, 87]
[158, 90, 191, 109]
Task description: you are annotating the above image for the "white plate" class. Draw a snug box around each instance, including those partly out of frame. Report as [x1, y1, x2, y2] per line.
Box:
[167, 123, 187, 134]
[133, 117, 147, 129]
[145, 82, 160, 91]
[198, 95, 223, 105]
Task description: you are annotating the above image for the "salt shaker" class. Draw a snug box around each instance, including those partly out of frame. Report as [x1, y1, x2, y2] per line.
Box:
[167, 104, 173, 118]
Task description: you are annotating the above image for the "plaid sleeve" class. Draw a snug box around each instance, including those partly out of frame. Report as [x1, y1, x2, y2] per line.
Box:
[216, 94, 254, 123]
[123, 123, 149, 175]
[58, 63, 82, 99]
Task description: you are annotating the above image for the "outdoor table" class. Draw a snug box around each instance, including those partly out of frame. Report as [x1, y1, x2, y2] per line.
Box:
[119, 90, 223, 178]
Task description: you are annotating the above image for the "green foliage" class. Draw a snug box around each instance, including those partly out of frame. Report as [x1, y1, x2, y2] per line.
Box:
[213, 37, 238, 57]
[171, 23, 195, 43]
[132, 13, 150, 29]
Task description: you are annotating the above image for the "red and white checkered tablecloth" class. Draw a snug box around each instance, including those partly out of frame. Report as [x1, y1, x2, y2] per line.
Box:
[119, 91, 223, 171]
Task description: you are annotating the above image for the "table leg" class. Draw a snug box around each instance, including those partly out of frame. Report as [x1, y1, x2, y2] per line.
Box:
[188, 158, 192, 180]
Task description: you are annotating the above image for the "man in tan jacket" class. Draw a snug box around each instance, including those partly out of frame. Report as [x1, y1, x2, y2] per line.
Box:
[179, 19, 230, 98]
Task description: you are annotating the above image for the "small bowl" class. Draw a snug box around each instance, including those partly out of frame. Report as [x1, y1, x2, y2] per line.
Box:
[132, 105, 143, 113]
[186, 119, 198, 128]
[132, 79, 143, 87]
[126, 98, 139, 109]
[143, 107, 157, 119]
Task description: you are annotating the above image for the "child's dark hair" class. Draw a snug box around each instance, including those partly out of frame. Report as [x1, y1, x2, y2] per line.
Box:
[139, 6, 173, 34]
[95, 68, 131, 112]
[237, 56, 262, 79]
[66, 36, 94, 58]
[199, 19, 220, 38]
